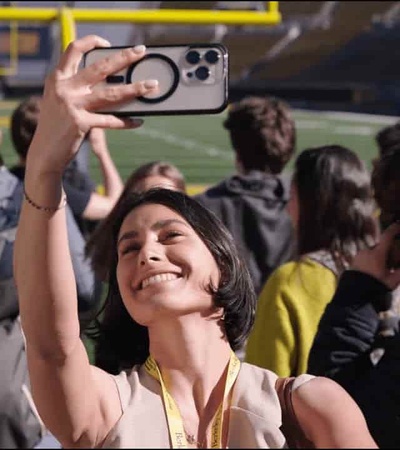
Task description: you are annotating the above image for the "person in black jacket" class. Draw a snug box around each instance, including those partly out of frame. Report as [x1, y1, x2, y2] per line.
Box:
[308, 148, 400, 448]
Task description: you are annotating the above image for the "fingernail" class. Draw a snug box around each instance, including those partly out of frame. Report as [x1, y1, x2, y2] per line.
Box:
[144, 79, 158, 89]
[133, 45, 146, 54]
[100, 38, 111, 47]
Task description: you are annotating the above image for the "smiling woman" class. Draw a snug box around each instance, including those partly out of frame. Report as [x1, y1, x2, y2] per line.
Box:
[13, 34, 378, 449]
[91, 188, 254, 375]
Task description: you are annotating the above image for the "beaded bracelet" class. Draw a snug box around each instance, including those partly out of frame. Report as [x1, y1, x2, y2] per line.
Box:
[23, 186, 67, 212]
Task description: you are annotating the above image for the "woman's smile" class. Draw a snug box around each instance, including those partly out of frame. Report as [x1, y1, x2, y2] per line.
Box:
[141, 272, 181, 290]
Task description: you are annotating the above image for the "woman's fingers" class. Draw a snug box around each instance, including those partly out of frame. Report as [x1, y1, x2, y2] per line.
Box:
[58, 35, 111, 77]
[81, 110, 144, 130]
[74, 45, 147, 87]
[84, 79, 159, 112]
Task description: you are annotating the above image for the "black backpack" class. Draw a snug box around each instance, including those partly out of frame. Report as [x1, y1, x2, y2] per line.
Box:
[0, 167, 44, 448]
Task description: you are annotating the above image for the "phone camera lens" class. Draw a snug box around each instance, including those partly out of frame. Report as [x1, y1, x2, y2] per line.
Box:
[185, 50, 201, 65]
[195, 66, 210, 81]
[204, 50, 220, 64]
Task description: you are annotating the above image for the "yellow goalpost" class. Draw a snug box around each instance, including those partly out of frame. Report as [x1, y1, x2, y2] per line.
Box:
[0, 2, 281, 76]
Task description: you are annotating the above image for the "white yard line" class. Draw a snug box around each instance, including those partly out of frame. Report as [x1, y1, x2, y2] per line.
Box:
[134, 127, 233, 160]
[333, 125, 374, 136]
[294, 109, 398, 125]
[295, 119, 327, 130]
[295, 118, 377, 136]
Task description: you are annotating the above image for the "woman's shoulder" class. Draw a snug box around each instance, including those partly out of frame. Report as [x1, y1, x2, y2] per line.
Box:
[234, 363, 316, 418]
[239, 363, 315, 389]
[239, 361, 279, 383]
[232, 362, 280, 422]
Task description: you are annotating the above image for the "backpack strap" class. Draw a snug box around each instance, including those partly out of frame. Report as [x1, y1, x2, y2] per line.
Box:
[275, 377, 315, 449]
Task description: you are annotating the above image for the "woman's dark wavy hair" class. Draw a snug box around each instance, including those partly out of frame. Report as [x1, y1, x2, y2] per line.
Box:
[294, 145, 378, 266]
[87, 188, 256, 374]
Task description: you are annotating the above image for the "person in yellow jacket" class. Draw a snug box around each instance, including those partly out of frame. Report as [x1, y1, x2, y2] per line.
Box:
[245, 144, 379, 377]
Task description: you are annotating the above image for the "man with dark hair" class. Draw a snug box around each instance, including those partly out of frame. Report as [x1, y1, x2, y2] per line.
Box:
[9, 95, 123, 238]
[195, 96, 296, 297]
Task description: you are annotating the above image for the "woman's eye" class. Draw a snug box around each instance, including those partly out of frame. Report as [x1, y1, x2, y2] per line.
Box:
[165, 231, 182, 239]
[159, 230, 183, 242]
[120, 244, 140, 255]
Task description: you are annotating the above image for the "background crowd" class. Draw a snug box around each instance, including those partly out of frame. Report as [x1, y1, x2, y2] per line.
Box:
[1, 36, 400, 449]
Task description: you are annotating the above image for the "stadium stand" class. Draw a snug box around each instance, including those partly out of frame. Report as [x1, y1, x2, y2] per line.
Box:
[296, 23, 400, 84]
[230, 1, 400, 115]
[1, 1, 400, 114]
[244, 1, 395, 82]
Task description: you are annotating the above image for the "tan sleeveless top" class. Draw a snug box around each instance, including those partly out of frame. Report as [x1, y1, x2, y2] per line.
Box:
[102, 362, 314, 448]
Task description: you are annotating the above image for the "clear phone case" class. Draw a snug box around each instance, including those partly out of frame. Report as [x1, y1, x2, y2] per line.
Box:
[83, 44, 229, 116]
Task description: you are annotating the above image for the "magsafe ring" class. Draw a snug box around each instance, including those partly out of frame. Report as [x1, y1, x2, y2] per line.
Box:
[126, 54, 180, 104]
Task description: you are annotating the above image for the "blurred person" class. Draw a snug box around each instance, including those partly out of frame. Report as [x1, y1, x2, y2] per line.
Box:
[86, 160, 186, 282]
[308, 148, 400, 448]
[9, 96, 124, 238]
[7, 96, 102, 317]
[12, 35, 378, 449]
[245, 145, 378, 377]
[124, 160, 186, 194]
[372, 142, 400, 325]
[0, 129, 44, 449]
[375, 120, 400, 159]
[195, 96, 296, 297]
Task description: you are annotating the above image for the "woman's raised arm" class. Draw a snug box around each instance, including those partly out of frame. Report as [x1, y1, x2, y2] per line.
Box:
[13, 35, 158, 447]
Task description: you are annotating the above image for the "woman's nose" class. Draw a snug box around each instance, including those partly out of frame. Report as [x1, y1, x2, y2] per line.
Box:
[138, 243, 163, 266]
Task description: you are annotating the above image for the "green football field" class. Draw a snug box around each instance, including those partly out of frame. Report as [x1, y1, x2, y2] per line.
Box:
[0, 101, 397, 195]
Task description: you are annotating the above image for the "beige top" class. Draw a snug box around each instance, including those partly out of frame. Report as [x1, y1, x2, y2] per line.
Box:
[102, 362, 314, 448]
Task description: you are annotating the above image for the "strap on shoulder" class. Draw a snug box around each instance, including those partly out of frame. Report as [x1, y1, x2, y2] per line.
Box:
[275, 376, 315, 449]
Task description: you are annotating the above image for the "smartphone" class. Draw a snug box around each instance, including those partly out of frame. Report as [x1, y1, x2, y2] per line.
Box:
[83, 43, 229, 116]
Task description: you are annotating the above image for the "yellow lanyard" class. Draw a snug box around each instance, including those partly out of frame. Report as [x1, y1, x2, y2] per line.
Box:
[144, 351, 240, 449]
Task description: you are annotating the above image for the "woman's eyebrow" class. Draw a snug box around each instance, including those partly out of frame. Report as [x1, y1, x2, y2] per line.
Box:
[151, 218, 189, 231]
[117, 230, 138, 248]
[117, 219, 189, 248]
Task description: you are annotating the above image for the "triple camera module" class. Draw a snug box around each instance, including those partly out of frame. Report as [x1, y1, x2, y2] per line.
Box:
[184, 49, 221, 82]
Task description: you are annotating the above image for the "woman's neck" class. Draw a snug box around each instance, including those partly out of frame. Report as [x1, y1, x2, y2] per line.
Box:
[148, 315, 232, 415]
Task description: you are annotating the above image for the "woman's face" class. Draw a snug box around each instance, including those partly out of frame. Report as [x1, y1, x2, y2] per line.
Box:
[116, 203, 220, 325]
[287, 179, 299, 230]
